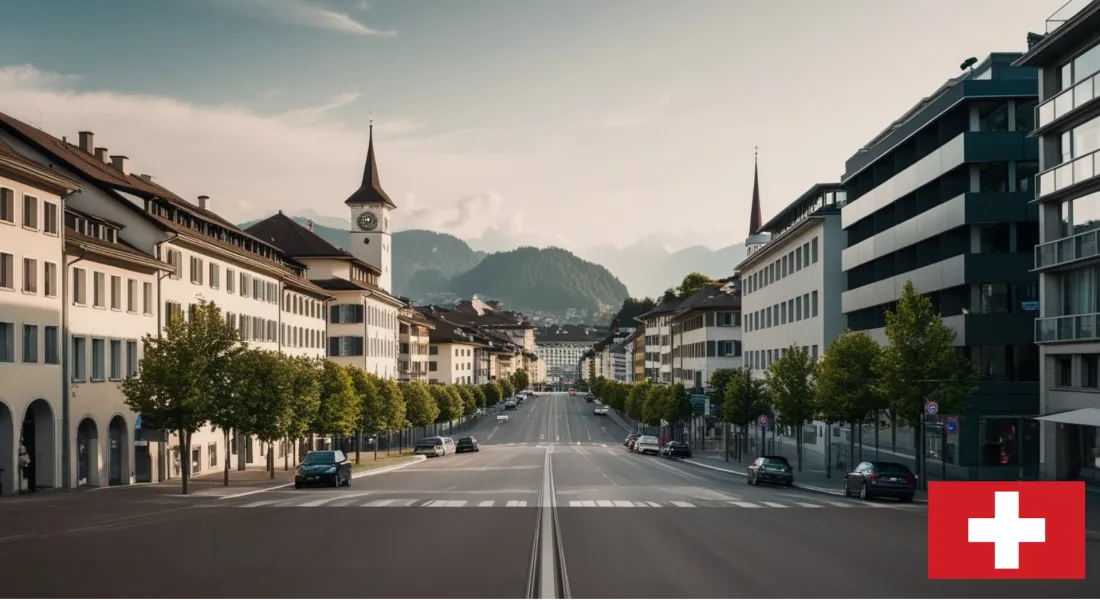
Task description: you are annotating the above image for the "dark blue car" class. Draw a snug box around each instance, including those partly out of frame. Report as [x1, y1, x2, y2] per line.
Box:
[295, 450, 352, 489]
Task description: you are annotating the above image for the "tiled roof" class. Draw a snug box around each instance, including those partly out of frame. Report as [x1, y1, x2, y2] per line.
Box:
[244, 211, 348, 258]
[637, 297, 682, 320]
[65, 227, 164, 268]
[0, 138, 81, 192]
[311, 277, 401, 302]
[671, 284, 740, 318]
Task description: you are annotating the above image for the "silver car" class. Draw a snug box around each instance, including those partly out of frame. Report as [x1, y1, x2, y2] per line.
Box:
[634, 435, 661, 455]
[414, 436, 456, 457]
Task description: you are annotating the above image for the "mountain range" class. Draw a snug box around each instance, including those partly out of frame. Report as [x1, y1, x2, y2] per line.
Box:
[238, 214, 745, 308]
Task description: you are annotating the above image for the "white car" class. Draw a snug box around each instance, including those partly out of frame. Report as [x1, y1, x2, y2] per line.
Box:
[497, 415, 509, 423]
[594, 407, 609, 416]
[413, 436, 456, 457]
[634, 435, 661, 455]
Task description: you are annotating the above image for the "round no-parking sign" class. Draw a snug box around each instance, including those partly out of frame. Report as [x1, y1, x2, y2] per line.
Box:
[757, 414, 769, 427]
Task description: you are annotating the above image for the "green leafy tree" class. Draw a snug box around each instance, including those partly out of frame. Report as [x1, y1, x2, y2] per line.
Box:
[626, 381, 650, 421]
[876, 281, 978, 483]
[313, 360, 361, 446]
[284, 356, 321, 465]
[482, 381, 503, 407]
[512, 368, 531, 392]
[765, 345, 817, 471]
[445, 385, 467, 419]
[207, 328, 250, 486]
[709, 369, 738, 406]
[455, 385, 477, 416]
[346, 367, 381, 462]
[642, 384, 666, 428]
[432, 385, 461, 427]
[666, 383, 693, 439]
[678, 272, 717, 298]
[467, 384, 487, 408]
[405, 381, 439, 429]
[239, 350, 296, 478]
[498, 377, 515, 399]
[816, 330, 883, 466]
[377, 378, 406, 455]
[121, 300, 241, 495]
[721, 367, 771, 457]
[660, 287, 678, 303]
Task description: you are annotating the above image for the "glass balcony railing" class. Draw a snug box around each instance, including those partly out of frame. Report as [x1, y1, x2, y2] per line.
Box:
[1036, 312, 1100, 342]
[1035, 227, 1100, 269]
[1038, 147, 1100, 198]
[1037, 70, 1099, 128]
[1046, 0, 1092, 32]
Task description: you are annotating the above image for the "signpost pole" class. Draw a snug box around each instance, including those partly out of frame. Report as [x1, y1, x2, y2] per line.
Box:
[941, 422, 947, 482]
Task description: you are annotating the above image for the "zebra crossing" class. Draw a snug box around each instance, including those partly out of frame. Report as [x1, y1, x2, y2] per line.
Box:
[229, 496, 919, 509]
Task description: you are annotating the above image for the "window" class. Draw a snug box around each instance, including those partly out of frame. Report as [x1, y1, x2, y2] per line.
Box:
[209, 263, 219, 289]
[93, 272, 105, 307]
[22, 258, 36, 293]
[811, 345, 819, 362]
[22, 195, 38, 229]
[796, 298, 803, 320]
[166, 249, 182, 279]
[0, 322, 13, 362]
[327, 336, 363, 356]
[979, 283, 1010, 313]
[1082, 355, 1100, 388]
[110, 339, 122, 379]
[811, 237, 819, 263]
[44, 326, 58, 364]
[429, 361, 438, 372]
[1055, 356, 1073, 387]
[192, 446, 201, 475]
[22, 324, 37, 363]
[125, 341, 138, 374]
[143, 282, 153, 314]
[977, 102, 1008, 132]
[0, 252, 12, 289]
[977, 162, 1010, 193]
[190, 256, 204, 285]
[331, 304, 364, 324]
[43, 262, 57, 297]
[974, 346, 1007, 381]
[165, 301, 183, 323]
[240, 273, 249, 297]
[72, 336, 87, 380]
[125, 279, 137, 312]
[1015, 100, 1037, 133]
[91, 338, 105, 381]
[226, 269, 235, 293]
[72, 267, 88, 304]
[43, 201, 58, 235]
[0, 188, 12, 223]
[110, 275, 122, 310]
[811, 291, 818, 317]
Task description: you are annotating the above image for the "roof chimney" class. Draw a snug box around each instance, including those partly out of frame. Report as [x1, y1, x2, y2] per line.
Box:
[94, 147, 109, 163]
[138, 174, 153, 183]
[78, 131, 94, 153]
[198, 195, 210, 211]
[109, 155, 129, 175]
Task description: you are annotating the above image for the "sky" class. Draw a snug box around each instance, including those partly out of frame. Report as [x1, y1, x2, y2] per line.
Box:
[0, 0, 1065, 253]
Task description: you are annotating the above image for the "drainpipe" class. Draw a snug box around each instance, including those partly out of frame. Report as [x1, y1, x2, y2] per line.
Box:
[153, 232, 178, 482]
[61, 243, 88, 490]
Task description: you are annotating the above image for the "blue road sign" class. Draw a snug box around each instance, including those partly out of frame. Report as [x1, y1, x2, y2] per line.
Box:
[945, 417, 959, 434]
[135, 414, 143, 430]
[926, 401, 939, 416]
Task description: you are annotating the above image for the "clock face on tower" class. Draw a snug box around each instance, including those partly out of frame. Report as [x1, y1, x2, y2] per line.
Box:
[356, 211, 379, 231]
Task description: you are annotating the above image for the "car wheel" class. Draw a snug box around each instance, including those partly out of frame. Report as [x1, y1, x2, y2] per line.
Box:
[843, 480, 851, 497]
[785, 481, 793, 487]
[475, 448, 480, 452]
[295, 482, 303, 489]
[900, 494, 913, 503]
[860, 483, 870, 500]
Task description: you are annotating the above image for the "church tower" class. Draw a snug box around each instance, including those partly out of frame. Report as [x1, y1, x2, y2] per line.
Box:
[744, 147, 771, 256]
[345, 119, 396, 293]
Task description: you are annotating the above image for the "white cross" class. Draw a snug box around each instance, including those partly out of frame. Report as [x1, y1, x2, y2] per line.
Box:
[967, 491, 1046, 569]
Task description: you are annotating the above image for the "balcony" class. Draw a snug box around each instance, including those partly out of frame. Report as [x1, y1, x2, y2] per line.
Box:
[1045, 0, 1093, 33]
[1037, 147, 1100, 199]
[1036, 311, 1100, 343]
[1034, 227, 1100, 270]
[1037, 70, 1099, 129]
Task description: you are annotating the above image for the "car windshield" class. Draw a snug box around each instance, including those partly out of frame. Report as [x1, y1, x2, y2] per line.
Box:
[874, 463, 912, 476]
[416, 438, 441, 447]
[459, 438, 473, 443]
[303, 452, 336, 465]
[671, 442, 687, 447]
[761, 457, 789, 466]
[639, 436, 657, 443]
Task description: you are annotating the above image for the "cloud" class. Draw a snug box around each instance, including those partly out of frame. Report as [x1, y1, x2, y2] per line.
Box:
[0, 64, 546, 247]
[209, 0, 397, 36]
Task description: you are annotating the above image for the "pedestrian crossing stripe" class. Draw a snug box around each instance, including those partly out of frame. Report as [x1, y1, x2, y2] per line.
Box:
[234, 498, 921, 509]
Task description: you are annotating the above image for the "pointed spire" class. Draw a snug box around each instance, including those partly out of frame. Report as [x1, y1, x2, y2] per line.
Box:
[748, 146, 763, 236]
[344, 114, 397, 208]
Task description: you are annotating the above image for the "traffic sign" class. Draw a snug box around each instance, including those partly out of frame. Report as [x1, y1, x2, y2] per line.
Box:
[926, 401, 939, 416]
[944, 417, 959, 434]
[757, 414, 769, 427]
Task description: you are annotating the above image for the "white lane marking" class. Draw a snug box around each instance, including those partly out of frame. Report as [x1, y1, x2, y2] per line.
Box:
[600, 444, 608, 447]
[730, 501, 762, 508]
[299, 496, 346, 507]
[760, 501, 786, 508]
[364, 498, 396, 507]
[443, 500, 468, 507]
[362, 498, 419, 507]
[478, 500, 495, 507]
[826, 501, 855, 508]
[596, 500, 615, 507]
[671, 501, 696, 508]
[569, 500, 582, 507]
[645, 501, 662, 507]
[240, 500, 280, 508]
[425, 500, 449, 507]
[612, 500, 635, 507]
[581, 500, 597, 507]
[575, 441, 580, 445]
[796, 502, 824, 508]
[506, 500, 525, 507]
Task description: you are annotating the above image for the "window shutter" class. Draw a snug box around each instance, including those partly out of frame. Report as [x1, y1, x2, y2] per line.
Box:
[328, 337, 339, 356]
[707, 341, 716, 357]
[330, 305, 339, 323]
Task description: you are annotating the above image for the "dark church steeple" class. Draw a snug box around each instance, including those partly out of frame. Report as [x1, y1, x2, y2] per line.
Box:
[748, 146, 763, 235]
[344, 119, 397, 208]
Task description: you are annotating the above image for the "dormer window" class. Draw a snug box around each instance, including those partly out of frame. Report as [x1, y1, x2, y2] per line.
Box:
[90, 223, 100, 238]
[106, 229, 116, 243]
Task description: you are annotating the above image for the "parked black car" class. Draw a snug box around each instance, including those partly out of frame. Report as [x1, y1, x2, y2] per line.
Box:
[661, 441, 692, 458]
[843, 461, 917, 502]
[456, 437, 480, 453]
[295, 450, 352, 489]
[747, 455, 793, 486]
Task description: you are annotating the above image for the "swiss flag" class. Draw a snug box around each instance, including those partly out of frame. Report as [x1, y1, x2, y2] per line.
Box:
[927, 481, 1085, 579]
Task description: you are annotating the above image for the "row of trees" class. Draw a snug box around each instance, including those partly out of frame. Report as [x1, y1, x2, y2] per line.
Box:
[589, 378, 694, 439]
[712, 282, 976, 483]
[121, 300, 531, 494]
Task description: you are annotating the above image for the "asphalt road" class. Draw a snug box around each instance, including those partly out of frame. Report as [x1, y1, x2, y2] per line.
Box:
[0, 392, 1096, 598]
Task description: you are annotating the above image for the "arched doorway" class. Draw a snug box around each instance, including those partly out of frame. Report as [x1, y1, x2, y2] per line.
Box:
[0, 402, 13, 496]
[76, 418, 99, 486]
[21, 399, 57, 490]
[108, 415, 128, 486]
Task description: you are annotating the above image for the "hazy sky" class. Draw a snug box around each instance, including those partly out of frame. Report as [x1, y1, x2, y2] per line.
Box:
[0, 0, 1063, 252]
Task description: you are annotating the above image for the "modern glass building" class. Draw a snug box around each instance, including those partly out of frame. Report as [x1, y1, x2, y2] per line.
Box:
[1015, 0, 1100, 485]
[839, 53, 1041, 480]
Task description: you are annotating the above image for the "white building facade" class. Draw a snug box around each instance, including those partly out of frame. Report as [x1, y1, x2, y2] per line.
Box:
[670, 282, 743, 391]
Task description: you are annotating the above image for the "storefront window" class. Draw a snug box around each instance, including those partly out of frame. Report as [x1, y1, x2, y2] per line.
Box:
[980, 418, 1018, 467]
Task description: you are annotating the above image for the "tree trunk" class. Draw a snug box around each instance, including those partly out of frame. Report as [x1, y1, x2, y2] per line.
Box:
[355, 430, 362, 464]
[238, 432, 246, 471]
[849, 421, 856, 471]
[891, 417, 897, 452]
[180, 429, 190, 495]
[387, 431, 392, 456]
[874, 410, 880, 460]
[284, 438, 289, 471]
[268, 444, 275, 479]
[223, 429, 230, 487]
[374, 433, 379, 461]
[857, 420, 863, 463]
[796, 431, 803, 472]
